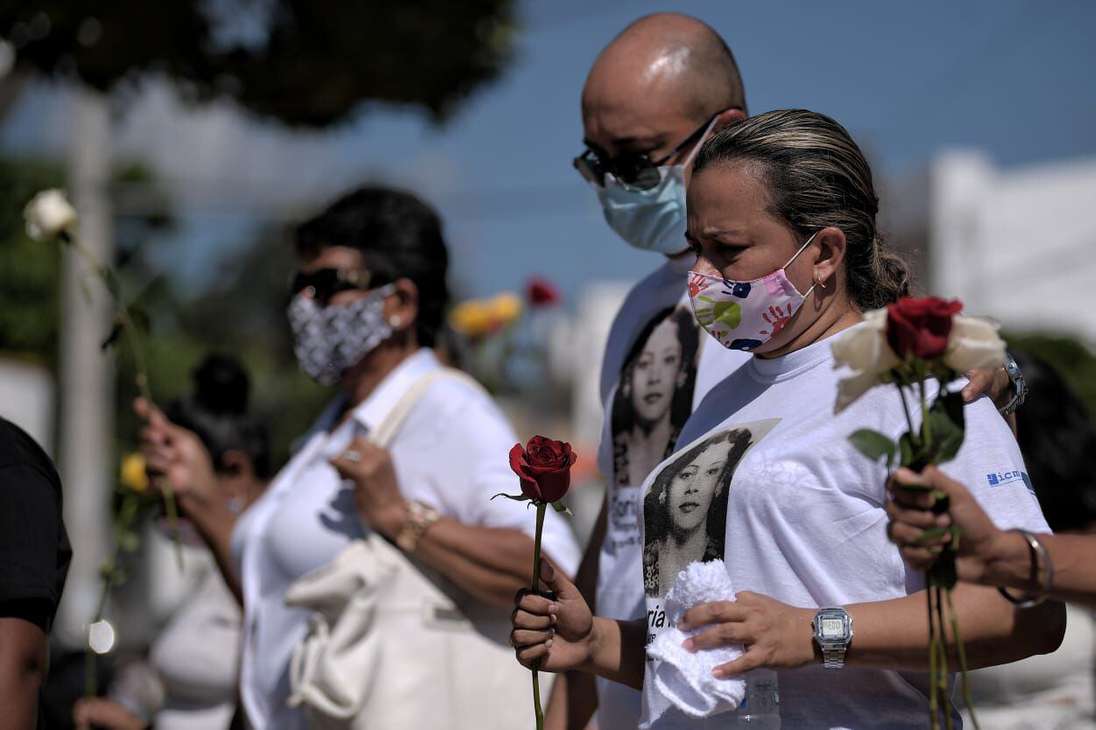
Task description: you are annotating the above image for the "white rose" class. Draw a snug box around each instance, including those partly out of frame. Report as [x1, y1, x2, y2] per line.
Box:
[832, 309, 901, 412]
[944, 315, 1007, 372]
[24, 189, 78, 241]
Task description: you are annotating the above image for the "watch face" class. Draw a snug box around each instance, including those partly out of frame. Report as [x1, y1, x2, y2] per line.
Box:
[821, 617, 845, 638]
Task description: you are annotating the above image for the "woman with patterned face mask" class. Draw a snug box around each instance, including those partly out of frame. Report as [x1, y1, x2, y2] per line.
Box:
[512, 110, 1063, 730]
[138, 186, 580, 730]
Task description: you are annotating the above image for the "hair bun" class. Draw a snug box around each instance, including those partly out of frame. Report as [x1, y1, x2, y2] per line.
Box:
[192, 354, 250, 415]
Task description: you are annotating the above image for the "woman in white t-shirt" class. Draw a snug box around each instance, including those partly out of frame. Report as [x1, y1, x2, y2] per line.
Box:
[140, 187, 580, 729]
[511, 109, 1064, 729]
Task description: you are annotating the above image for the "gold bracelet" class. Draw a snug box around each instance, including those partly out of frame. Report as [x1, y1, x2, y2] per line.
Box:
[395, 500, 440, 553]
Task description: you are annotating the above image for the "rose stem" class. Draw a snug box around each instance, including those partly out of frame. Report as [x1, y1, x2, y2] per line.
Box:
[919, 378, 932, 448]
[83, 493, 137, 697]
[531, 501, 547, 730]
[896, 380, 916, 445]
[935, 586, 954, 730]
[69, 236, 184, 570]
[945, 587, 981, 730]
[928, 584, 939, 730]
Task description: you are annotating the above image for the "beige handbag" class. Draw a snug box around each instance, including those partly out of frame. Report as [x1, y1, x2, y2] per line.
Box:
[284, 368, 547, 729]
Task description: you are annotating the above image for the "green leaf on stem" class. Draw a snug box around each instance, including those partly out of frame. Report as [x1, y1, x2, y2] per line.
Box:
[126, 304, 152, 334]
[915, 526, 950, 545]
[491, 492, 529, 503]
[117, 530, 140, 553]
[926, 390, 965, 464]
[848, 429, 896, 467]
[551, 500, 572, 516]
[898, 432, 926, 471]
[101, 317, 126, 351]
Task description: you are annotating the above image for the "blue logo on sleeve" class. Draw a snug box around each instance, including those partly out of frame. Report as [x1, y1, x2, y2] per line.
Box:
[986, 470, 1030, 491]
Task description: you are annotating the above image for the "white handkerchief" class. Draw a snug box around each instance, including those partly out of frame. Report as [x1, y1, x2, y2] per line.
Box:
[642, 560, 746, 727]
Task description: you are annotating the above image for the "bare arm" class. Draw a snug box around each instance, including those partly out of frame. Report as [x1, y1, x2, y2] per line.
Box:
[412, 517, 544, 607]
[180, 493, 242, 605]
[137, 398, 243, 604]
[546, 493, 608, 729]
[975, 531, 1096, 608]
[889, 466, 1096, 607]
[844, 584, 1065, 669]
[680, 584, 1064, 677]
[331, 437, 577, 608]
[0, 615, 48, 730]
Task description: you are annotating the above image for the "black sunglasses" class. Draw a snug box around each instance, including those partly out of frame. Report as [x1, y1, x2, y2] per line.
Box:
[289, 268, 373, 306]
[573, 114, 716, 191]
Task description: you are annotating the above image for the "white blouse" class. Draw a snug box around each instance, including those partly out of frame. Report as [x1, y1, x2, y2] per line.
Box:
[230, 349, 581, 729]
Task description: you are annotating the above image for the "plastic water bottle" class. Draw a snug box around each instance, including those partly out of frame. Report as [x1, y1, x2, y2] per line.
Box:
[736, 669, 781, 728]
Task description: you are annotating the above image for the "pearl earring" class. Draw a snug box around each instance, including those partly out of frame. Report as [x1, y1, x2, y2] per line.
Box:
[388, 316, 401, 327]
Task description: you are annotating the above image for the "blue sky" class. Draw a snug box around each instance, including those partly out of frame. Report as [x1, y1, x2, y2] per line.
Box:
[4, 0, 1095, 304]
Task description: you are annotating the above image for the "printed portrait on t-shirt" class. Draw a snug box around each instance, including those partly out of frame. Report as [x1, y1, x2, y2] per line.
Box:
[642, 420, 778, 597]
[612, 306, 701, 491]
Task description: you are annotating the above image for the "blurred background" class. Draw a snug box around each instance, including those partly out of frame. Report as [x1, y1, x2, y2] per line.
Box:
[0, 0, 1094, 724]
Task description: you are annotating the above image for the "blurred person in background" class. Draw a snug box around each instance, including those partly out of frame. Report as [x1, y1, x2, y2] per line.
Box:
[137, 186, 580, 729]
[73, 354, 270, 730]
[0, 415, 71, 730]
[888, 351, 1096, 728]
[557, 12, 1017, 730]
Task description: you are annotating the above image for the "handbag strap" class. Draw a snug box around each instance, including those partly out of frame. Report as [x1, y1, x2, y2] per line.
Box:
[367, 366, 482, 448]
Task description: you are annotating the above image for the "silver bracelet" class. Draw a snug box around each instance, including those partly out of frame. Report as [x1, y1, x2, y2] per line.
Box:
[997, 529, 1053, 608]
[999, 353, 1027, 416]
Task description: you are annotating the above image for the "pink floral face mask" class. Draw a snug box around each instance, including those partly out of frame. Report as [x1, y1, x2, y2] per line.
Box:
[688, 232, 818, 352]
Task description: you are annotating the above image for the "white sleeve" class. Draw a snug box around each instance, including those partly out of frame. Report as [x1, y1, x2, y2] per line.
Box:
[944, 396, 1050, 534]
[432, 391, 581, 578]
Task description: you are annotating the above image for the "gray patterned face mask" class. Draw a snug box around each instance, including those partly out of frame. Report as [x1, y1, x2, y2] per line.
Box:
[287, 284, 396, 385]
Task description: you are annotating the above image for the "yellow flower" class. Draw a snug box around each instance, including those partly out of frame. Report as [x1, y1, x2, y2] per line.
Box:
[450, 300, 493, 336]
[120, 453, 150, 493]
[450, 292, 523, 337]
[488, 292, 522, 327]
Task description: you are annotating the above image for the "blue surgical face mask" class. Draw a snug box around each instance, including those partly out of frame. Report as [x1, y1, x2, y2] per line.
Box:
[593, 118, 716, 256]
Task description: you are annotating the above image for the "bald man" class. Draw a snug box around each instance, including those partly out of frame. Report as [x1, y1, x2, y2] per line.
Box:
[550, 13, 750, 730]
[553, 13, 1015, 730]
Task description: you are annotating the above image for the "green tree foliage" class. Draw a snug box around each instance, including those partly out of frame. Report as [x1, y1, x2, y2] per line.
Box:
[0, 0, 515, 126]
[0, 157, 63, 363]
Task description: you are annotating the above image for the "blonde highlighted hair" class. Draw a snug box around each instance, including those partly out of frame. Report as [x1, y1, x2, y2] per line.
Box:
[693, 109, 911, 310]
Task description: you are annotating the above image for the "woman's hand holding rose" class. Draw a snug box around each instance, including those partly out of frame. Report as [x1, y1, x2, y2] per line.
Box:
[511, 561, 595, 673]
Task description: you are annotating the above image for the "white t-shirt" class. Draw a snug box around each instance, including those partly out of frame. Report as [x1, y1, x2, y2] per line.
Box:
[637, 326, 1050, 730]
[149, 562, 241, 730]
[595, 256, 749, 729]
[231, 349, 581, 729]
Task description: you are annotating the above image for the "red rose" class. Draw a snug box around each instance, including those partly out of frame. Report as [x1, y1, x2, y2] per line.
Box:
[508, 436, 577, 503]
[526, 276, 560, 307]
[886, 297, 963, 360]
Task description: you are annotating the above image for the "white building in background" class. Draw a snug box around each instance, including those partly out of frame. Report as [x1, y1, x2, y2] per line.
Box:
[887, 151, 1096, 344]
